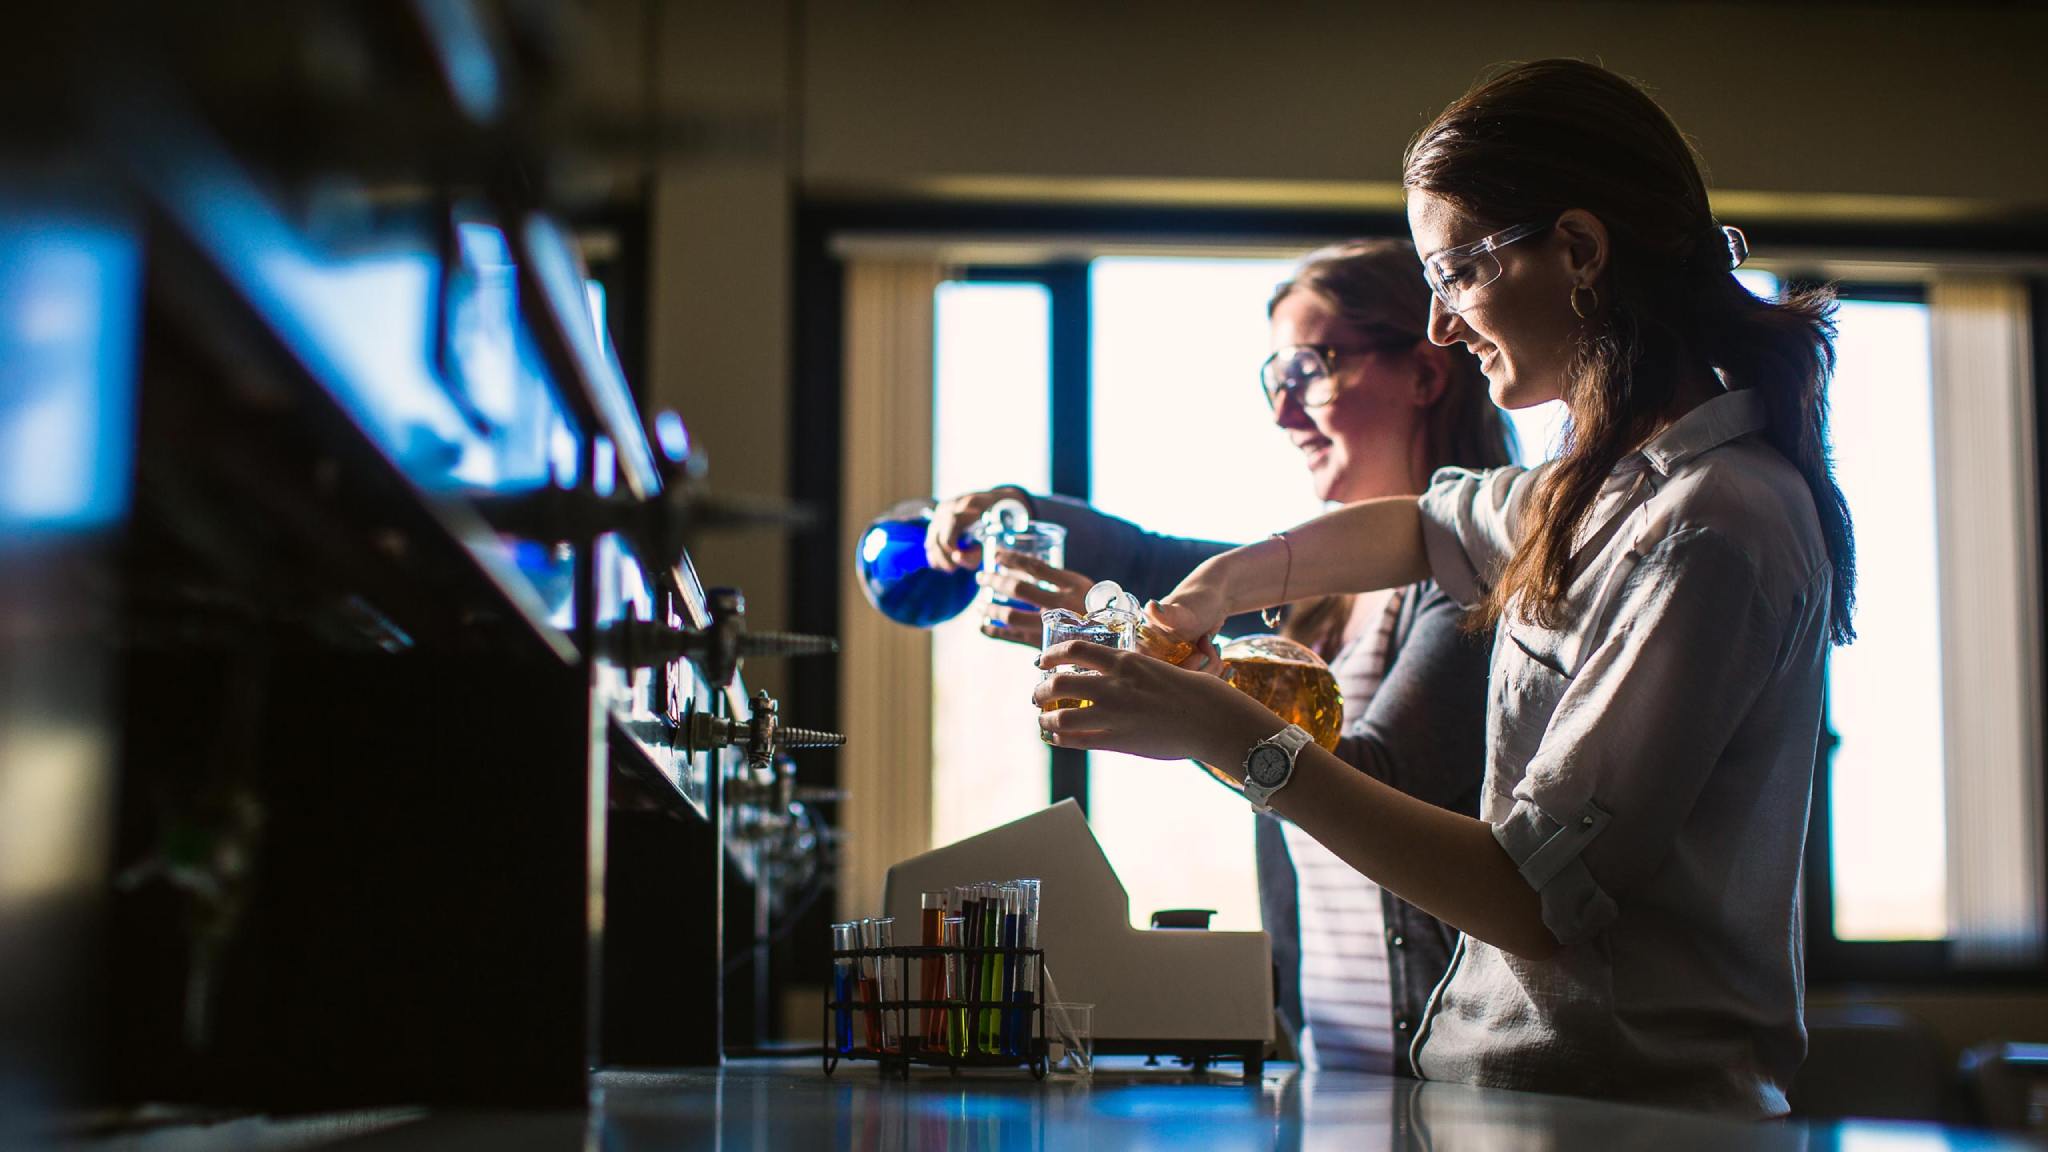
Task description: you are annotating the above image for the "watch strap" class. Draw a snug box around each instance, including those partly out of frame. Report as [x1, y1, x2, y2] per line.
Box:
[1241, 724, 1313, 811]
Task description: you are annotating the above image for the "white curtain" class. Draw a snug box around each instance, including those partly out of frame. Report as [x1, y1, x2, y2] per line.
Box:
[836, 260, 948, 921]
[1931, 276, 2044, 966]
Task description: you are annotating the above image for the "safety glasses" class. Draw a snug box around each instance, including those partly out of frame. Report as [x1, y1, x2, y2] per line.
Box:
[1421, 220, 1551, 314]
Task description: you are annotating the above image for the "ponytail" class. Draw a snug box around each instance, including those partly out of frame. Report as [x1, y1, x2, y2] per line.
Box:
[1693, 274, 1855, 644]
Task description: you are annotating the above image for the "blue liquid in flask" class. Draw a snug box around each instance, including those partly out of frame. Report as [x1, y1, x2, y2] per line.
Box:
[857, 501, 980, 628]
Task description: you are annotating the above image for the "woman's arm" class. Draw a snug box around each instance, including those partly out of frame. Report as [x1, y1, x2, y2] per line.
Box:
[932, 487, 1271, 637]
[1033, 640, 1556, 960]
[1165, 497, 1432, 636]
[1032, 494, 1237, 601]
[1269, 744, 1557, 960]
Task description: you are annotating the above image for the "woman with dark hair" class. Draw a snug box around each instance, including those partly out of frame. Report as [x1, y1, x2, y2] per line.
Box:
[1033, 59, 1852, 1117]
[928, 239, 1513, 1074]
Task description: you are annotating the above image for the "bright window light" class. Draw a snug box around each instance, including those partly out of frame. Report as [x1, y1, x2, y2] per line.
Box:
[930, 281, 1054, 849]
[1825, 297, 1945, 941]
[1086, 256, 1319, 931]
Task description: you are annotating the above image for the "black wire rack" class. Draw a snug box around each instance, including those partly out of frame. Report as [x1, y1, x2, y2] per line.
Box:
[823, 944, 1047, 1079]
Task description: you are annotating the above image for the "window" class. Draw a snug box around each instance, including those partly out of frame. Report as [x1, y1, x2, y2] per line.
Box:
[1088, 257, 1314, 930]
[914, 241, 2044, 975]
[1800, 275, 2047, 976]
[1819, 294, 1946, 942]
[929, 281, 1054, 850]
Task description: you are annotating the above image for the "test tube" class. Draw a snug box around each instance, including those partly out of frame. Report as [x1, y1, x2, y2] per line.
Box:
[873, 916, 901, 1053]
[978, 884, 1003, 1054]
[996, 884, 1013, 1054]
[830, 922, 858, 1054]
[1013, 880, 1041, 1056]
[856, 918, 882, 1051]
[960, 884, 984, 1054]
[940, 914, 966, 1057]
[920, 892, 947, 1053]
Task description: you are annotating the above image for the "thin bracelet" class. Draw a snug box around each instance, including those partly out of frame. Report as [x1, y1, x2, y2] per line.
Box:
[1261, 532, 1291, 629]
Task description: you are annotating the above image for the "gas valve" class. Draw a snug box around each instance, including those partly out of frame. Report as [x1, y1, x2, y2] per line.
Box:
[682, 689, 845, 777]
[603, 587, 835, 689]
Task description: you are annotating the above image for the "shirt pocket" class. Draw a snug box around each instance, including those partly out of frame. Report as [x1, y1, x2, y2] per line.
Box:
[1494, 621, 1575, 777]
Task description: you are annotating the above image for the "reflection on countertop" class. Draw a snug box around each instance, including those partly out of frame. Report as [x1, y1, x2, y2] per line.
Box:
[592, 1061, 1797, 1152]
[73, 1059, 2048, 1151]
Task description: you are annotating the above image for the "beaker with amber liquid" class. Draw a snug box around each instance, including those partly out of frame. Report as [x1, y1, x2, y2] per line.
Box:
[1218, 634, 1344, 751]
[1079, 576, 1344, 789]
[1038, 602, 1135, 718]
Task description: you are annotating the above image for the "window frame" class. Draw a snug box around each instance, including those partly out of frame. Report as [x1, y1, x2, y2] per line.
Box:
[790, 202, 2048, 1000]
[1791, 277, 2048, 987]
[948, 262, 1095, 812]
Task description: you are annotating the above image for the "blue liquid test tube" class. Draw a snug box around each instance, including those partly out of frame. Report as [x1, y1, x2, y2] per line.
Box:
[830, 922, 857, 1054]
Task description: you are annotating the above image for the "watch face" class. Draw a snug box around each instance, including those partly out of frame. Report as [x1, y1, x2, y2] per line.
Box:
[1248, 744, 1290, 788]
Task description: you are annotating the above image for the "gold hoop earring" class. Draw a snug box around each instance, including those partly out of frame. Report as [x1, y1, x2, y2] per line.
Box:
[1570, 284, 1599, 320]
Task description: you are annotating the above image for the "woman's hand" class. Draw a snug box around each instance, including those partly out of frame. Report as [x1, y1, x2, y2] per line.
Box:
[978, 550, 1092, 647]
[1142, 579, 1230, 672]
[1033, 641, 1277, 765]
[926, 485, 1032, 571]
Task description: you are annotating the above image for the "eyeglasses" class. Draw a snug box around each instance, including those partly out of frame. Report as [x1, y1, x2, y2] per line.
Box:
[1421, 220, 1551, 314]
[1259, 335, 1419, 409]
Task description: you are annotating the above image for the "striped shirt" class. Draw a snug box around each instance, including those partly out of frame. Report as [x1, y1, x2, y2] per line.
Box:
[1282, 589, 1405, 1072]
[1036, 491, 1491, 1077]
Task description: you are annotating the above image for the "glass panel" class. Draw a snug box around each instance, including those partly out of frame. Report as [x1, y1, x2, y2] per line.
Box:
[0, 209, 139, 533]
[1086, 257, 1313, 931]
[1826, 297, 1945, 941]
[1089, 257, 1319, 542]
[930, 281, 1053, 848]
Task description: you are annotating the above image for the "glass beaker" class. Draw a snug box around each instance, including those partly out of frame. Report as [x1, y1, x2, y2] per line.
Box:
[1048, 1002, 1094, 1078]
[1039, 595, 1138, 722]
[1085, 579, 1197, 664]
[980, 499, 1066, 623]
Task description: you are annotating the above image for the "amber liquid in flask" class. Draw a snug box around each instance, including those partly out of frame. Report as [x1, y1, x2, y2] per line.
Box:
[1221, 657, 1343, 750]
[1195, 639, 1345, 793]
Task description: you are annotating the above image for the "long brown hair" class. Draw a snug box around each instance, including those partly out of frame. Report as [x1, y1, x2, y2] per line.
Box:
[1267, 240, 1517, 656]
[1403, 60, 1856, 644]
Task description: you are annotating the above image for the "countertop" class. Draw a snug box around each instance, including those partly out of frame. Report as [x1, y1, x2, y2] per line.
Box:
[81, 1057, 2048, 1151]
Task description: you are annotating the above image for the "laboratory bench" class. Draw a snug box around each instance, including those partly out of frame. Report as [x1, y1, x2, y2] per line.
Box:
[71, 1058, 2048, 1151]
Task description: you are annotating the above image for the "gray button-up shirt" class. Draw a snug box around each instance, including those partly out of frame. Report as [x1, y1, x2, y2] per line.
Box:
[1410, 388, 1834, 1119]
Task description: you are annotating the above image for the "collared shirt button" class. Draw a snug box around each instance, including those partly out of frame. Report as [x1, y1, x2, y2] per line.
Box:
[1391, 935, 1406, 949]
[1395, 1017, 1411, 1032]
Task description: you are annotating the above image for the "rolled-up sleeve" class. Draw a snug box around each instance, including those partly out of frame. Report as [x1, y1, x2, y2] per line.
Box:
[1417, 465, 1533, 609]
[1492, 525, 1784, 944]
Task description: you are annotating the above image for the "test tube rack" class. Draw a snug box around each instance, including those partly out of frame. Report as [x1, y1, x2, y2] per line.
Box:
[823, 944, 1047, 1079]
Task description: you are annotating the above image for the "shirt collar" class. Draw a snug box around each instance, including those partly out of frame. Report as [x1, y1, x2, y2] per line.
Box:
[1637, 388, 1767, 476]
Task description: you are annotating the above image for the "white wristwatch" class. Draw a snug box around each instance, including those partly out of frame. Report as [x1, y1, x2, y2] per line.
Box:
[1241, 724, 1313, 811]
